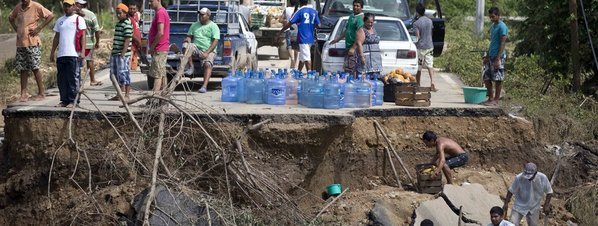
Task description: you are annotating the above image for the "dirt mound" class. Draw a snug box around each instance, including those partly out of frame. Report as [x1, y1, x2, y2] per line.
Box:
[0, 114, 595, 225]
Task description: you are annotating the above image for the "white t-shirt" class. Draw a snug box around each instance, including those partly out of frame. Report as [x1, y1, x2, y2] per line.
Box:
[508, 172, 553, 215]
[53, 14, 87, 58]
[284, 7, 297, 30]
[487, 220, 515, 226]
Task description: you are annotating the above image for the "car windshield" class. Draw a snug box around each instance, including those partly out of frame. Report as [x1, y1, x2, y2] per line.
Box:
[323, 0, 409, 18]
[334, 19, 408, 42]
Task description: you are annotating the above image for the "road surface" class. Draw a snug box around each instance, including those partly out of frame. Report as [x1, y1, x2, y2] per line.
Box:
[4, 46, 491, 116]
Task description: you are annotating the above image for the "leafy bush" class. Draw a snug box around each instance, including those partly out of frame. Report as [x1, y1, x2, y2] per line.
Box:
[436, 18, 598, 141]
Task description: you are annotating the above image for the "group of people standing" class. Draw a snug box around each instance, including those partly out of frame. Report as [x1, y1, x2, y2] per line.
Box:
[9, 0, 145, 106]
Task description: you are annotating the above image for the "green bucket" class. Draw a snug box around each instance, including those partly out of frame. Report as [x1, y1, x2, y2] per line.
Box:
[326, 184, 342, 196]
[462, 86, 487, 104]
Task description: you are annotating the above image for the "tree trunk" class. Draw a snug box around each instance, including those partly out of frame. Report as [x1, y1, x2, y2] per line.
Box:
[569, 0, 580, 92]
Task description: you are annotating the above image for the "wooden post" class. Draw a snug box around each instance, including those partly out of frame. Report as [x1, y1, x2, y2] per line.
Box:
[385, 147, 403, 189]
[373, 121, 417, 189]
[474, 0, 484, 37]
[569, 0, 580, 91]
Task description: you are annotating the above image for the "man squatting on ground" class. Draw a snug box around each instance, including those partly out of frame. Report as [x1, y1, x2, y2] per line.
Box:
[50, 0, 87, 108]
[503, 162, 553, 226]
[9, 0, 54, 102]
[182, 7, 220, 93]
[422, 131, 469, 184]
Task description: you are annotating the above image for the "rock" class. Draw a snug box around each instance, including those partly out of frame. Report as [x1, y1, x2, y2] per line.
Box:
[489, 167, 496, 173]
[369, 199, 401, 226]
[131, 184, 220, 226]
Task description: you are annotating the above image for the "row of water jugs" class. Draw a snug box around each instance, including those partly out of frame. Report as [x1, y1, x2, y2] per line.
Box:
[221, 68, 384, 109]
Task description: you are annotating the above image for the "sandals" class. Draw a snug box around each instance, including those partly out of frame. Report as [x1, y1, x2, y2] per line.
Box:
[55, 102, 77, 108]
[90, 81, 103, 86]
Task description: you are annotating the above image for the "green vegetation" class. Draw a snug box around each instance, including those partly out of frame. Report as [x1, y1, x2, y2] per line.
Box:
[436, 18, 598, 141]
[514, 0, 598, 90]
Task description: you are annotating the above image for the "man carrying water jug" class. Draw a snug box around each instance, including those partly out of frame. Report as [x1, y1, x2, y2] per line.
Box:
[182, 7, 220, 93]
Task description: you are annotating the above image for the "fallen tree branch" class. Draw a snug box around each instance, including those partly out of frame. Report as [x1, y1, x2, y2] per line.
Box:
[309, 187, 349, 225]
[143, 111, 167, 225]
[108, 72, 144, 133]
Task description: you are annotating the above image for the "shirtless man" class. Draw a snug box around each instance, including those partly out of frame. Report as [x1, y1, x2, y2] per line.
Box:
[422, 131, 469, 184]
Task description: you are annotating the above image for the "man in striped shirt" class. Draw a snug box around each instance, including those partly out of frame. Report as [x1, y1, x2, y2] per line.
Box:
[109, 3, 133, 101]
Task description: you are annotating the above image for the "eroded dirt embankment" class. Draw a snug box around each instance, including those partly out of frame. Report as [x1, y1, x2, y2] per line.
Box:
[0, 112, 592, 225]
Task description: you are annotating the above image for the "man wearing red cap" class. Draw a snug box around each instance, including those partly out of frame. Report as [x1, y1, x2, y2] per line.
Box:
[503, 162, 553, 226]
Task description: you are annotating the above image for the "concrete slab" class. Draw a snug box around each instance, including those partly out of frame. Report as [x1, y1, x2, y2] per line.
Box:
[3, 47, 499, 120]
[414, 197, 460, 226]
[443, 183, 503, 226]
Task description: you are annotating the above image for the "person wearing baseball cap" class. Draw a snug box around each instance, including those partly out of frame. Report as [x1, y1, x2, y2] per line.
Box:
[50, 0, 87, 107]
[181, 7, 220, 93]
[503, 162, 553, 226]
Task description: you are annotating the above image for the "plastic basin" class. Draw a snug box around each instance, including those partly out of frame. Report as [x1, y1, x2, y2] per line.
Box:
[462, 86, 487, 104]
[326, 184, 342, 196]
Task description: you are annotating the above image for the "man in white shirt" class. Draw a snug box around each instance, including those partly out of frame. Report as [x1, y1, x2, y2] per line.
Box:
[50, 0, 87, 107]
[503, 162, 553, 226]
[488, 206, 515, 226]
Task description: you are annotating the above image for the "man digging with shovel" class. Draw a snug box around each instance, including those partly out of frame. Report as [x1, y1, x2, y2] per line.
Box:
[503, 162, 553, 226]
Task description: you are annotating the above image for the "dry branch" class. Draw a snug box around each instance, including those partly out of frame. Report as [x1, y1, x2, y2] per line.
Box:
[310, 188, 350, 225]
[143, 112, 167, 225]
[373, 121, 417, 189]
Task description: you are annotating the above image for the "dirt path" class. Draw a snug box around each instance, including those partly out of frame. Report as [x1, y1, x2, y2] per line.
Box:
[0, 34, 17, 66]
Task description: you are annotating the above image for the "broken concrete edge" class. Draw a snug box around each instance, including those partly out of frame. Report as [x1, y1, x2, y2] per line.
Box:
[439, 192, 481, 224]
[1, 107, 506, 125]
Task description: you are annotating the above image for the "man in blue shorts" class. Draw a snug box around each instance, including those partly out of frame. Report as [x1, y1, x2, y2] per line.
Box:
[483, 7, 508, 106]
[422, 131, 469, 184]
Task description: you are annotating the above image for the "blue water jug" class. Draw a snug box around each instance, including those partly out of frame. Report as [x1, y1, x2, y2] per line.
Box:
[246, 72, 265, 104]
[236, 70, 247, 103]
[323, 75, 341, 109]
[301, 73, 313, 107]
[221, 70, 238, 102]
[374, 73, 384, 106]
[354, 74, 372, 108]
[308, 75, 325, 108]
[296, 72, 304, 105]
[343, 75, 356, 108]
[267, 73, 287, 105]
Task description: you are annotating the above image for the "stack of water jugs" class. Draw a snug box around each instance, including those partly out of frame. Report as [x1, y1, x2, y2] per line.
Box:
[221, 69, 384, 108]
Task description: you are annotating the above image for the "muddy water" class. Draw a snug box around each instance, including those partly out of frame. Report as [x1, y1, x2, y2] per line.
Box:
[0, 114, 595, 225]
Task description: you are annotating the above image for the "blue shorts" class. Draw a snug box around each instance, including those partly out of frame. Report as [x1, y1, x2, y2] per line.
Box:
[483, 56, 506, 81]
[110, 55, 131, 86]
[445, 152, 468, 169]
